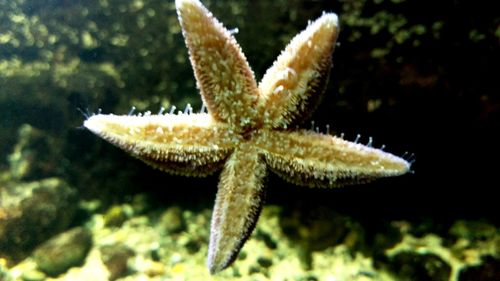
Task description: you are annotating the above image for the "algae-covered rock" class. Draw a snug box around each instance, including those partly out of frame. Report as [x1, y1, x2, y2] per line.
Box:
[104, 204, 133, 227]
[33, 227, 92, 276]
[0, 178, 77, 263]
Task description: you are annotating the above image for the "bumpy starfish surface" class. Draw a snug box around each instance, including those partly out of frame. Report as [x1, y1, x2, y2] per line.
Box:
[84, 0, 411, 274]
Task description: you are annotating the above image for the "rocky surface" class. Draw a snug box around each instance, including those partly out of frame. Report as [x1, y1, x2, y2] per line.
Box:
[0, 178, 77, 263]
[0, 198, 498, 281]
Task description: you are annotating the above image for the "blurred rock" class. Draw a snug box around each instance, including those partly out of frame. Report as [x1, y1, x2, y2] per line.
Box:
[33, 227, 92, 276]
[388, 252, 451, 281]
[21, 269, 46, 281]
[256, 256, 273, 268]
[254, 229, 278, 250]
[449, 220, 497, 242]
[184, 239, 201, 254]
[0, 178, 77, 263]
[142, 260, 166, 277]
[280, 206, 349, 249]
[371, 221, 405, 259]
[159, 206, 185, 234]
[299, 275, 319, 281]
[7, 124, 63, 181]
[0, 257, 11, 281]
[279, 205, 362, 269]
[100, 244, 135, 281]
[131, 193, 153, 215]
[104, 204, 133, 227]
[458, 256, 500, 281]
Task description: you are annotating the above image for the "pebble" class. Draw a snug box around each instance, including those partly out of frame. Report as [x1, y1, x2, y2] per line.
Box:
[100, 244, 134, 281]
[159, 206, 185, 234]
[103, 204, 132, 227]
[33, 227, 92, 276]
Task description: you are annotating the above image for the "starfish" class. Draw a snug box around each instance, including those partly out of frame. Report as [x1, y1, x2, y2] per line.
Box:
[84, 0, 411, 274]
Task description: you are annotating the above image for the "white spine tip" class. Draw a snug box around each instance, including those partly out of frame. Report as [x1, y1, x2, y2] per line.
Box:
[318, 12, 339, 28]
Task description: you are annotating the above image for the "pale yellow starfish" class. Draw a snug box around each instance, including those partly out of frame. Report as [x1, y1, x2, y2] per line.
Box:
[84, 0, 411, 274]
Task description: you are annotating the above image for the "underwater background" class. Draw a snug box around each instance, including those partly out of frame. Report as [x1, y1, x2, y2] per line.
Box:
[1, 0, 499, 280]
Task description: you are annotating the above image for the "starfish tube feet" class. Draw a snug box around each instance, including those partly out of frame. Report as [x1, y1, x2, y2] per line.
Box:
[257, 130, 410, 188]
[207, 145, 267, 274]
[259, 13, 340, 129]
[176, 0, 260, 129]
[83, 113, 234, 176]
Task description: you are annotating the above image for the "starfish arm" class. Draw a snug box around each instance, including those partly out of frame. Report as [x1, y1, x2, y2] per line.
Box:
[208, 144, 267, 274]
[83, 113, 234, 176]
[176, 0, 260, 130]
[258, 13, 339, 129]
[257, 130, 410, 187]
